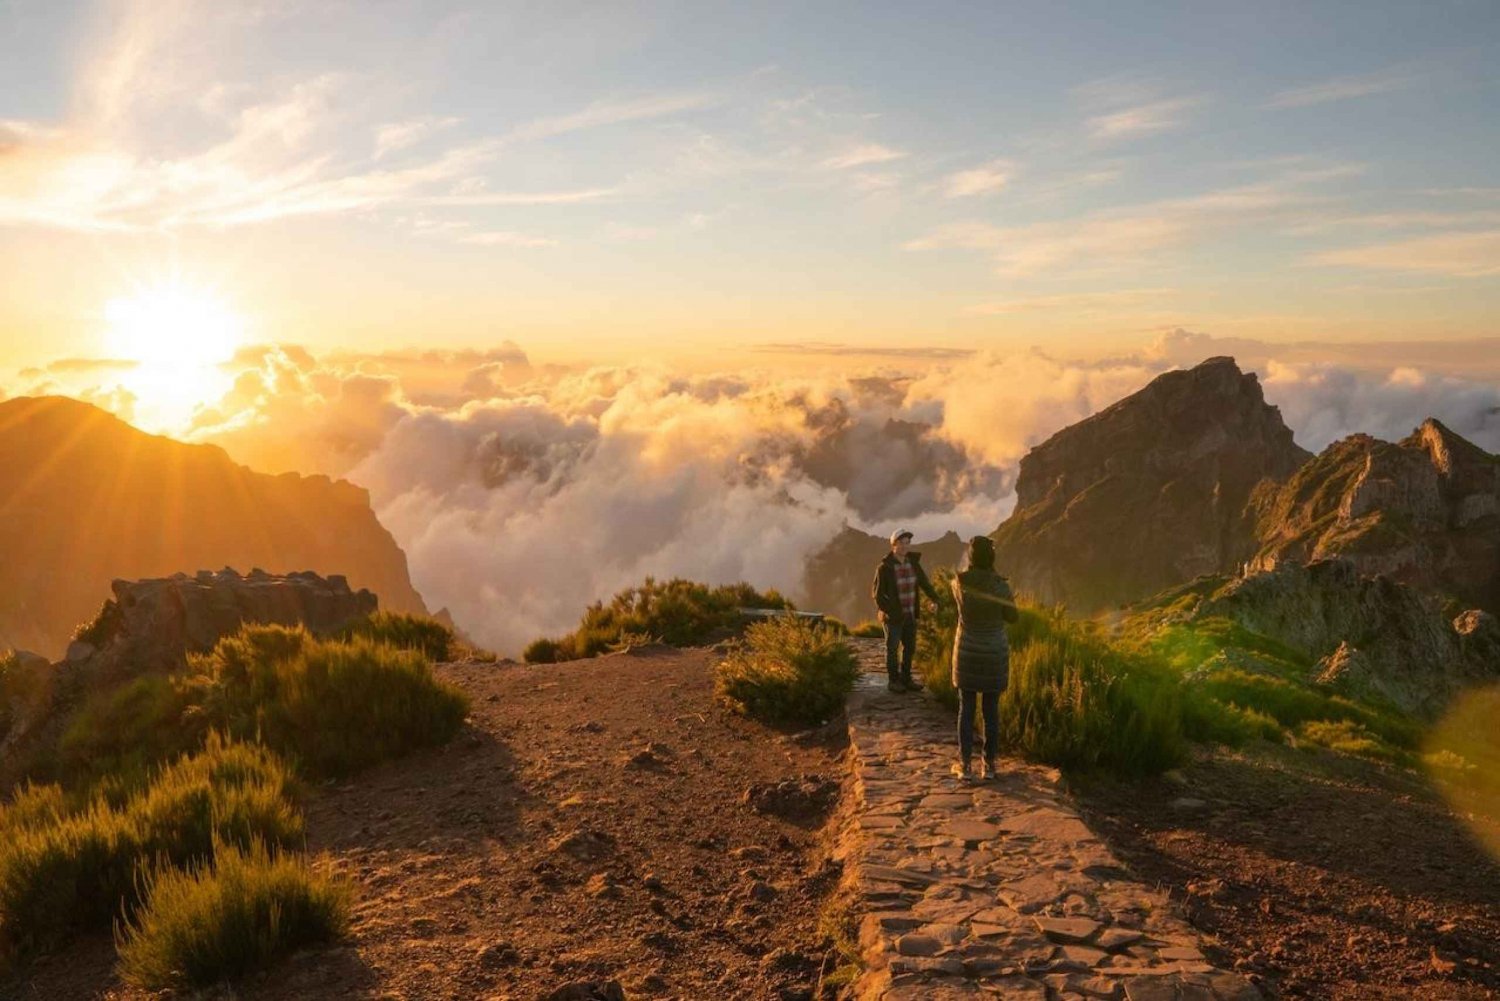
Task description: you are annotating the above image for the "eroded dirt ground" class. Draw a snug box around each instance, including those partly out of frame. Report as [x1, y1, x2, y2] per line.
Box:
[1076, 744, 1500, 1000]
[8, 646, 850, 1000]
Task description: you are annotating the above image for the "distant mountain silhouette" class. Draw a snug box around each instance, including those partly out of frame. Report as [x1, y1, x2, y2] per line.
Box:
[802, 527, 965, 623]
[0, 396, 427, 658]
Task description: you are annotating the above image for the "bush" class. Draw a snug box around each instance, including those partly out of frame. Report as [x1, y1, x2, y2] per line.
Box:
[117, 840, 350, 990]
[522, 637, 565, 664]
[0, 735, 301, 964]
[335, 612, 455, 663]
[194, 627, 470, 777]
[716, 617, 860, 726]
[527, 578, 793, 662]
[999, 631, 1187, 776]
[849, 620, 884, 639]
[59, 675, 208, 785]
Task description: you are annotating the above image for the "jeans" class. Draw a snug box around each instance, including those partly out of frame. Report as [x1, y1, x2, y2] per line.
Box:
[882, 615, 917, 682]
[959, 690, 1000, 766]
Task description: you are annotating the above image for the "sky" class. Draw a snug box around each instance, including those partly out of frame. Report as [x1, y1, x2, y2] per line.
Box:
[2, 0, 1498, 377]
[4, 1, 1500, 647]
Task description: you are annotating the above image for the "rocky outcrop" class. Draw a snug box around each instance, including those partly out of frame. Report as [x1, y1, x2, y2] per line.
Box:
[0, 396, 427, 658]
[1188, 559, 1500, 718]
[75, 568, 378, 680]
[1251, 419, 1500, 613]
[0, 569, 378, 782]
[992, 358, 1311, 611]
[802, 527, 965, 623]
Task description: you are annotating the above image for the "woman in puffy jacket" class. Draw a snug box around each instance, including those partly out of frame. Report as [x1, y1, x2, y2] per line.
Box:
[950, 535, 1019, 781]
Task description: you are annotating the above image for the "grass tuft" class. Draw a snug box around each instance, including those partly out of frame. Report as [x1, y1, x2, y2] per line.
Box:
[117, 839, 350, 990]
[335, 612, 456, 663]
[525, 577, 792, 662]
[194, 626, 470, 777]
[715, 616, 860, 726]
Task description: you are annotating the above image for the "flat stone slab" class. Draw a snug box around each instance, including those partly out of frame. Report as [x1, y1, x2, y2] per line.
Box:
[838, 639, 1263, 1001]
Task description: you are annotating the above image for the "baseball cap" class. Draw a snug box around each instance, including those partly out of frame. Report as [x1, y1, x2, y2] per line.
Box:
[889, 529, 914, 545]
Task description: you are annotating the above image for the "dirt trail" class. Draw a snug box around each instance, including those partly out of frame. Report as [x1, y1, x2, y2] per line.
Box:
[9, 646, 849, 1001]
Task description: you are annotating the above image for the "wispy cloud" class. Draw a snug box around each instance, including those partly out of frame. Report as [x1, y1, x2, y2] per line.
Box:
[821, 143, 906, 170]
[374, 117, 459, 158]
[1266, 69, 1415, 109]
[1308, 230, 1500, 277]
[966, 288, 1178, 314]
[1085, 96, 1202, 140]
[943, 160, 1012, 198]
[505, 93, 718, 143]
[907, 174, 1328, 277]
[460, 230, 558, 248]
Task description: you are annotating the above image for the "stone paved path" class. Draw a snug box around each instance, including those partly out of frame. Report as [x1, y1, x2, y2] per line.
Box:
[835, 640, 1262, 1001]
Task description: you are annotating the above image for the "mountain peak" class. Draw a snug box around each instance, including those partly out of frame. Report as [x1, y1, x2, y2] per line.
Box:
[993, 358, 1310, 611]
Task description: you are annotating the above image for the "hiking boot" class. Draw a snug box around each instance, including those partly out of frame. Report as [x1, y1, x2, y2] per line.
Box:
[886, 679, 907, 694]
[902, 676, 924, 693]
[951, 760, 974, 782]
[981, 759, 998, 781]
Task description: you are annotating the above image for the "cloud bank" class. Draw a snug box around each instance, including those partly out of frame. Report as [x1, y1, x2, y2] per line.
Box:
[10, 333, 1500, 654]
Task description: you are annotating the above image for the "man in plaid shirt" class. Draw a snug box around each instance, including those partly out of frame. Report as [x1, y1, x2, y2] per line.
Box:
[871, 529, 941, 693]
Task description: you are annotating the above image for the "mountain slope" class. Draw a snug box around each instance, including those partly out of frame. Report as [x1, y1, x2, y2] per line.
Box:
[1252, 418, 1500, 613]
[0, 396, 426, 657]
[992, 357, 1311, 610]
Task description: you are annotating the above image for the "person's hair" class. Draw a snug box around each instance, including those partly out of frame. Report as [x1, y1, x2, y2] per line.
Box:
[967, 535, 995, 571]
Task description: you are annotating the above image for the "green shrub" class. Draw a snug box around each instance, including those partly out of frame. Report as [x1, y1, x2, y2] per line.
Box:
[195, 627, 469, 777]
[335, 612, 455, 663]
[117, 839, 350, 990]
[1199, 669, 1419, 749]
[0, 784, 71, 839]
[849, 620, 884, 639]
[529, 578, 793, 662]
[1297, 719, 1401, 762]
[522, 637, 565, 664]
[820, 616, 850, 636]
[716, 617, 860, 726]
[999, 631, 1186, 776]
[59, 675, 208, 784]
[0, 735, 301, 964]
[1180, 692, 1283, 747]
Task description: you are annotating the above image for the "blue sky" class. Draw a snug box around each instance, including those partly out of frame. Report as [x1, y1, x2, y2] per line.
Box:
[1, 0, 1498, 368]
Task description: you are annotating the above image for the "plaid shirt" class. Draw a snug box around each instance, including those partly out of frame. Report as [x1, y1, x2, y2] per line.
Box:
[894, 560, 917, 617]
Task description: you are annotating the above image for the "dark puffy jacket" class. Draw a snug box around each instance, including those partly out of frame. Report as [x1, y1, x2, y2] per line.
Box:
[950, 568, 1019, 693]
[871, 552, 939, 625]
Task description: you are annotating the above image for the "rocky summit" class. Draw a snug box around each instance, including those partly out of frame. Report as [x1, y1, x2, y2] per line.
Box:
[992, 357, 1311, 611]
[1251, 418, 1500, 614]
[0, 396, 428, 658]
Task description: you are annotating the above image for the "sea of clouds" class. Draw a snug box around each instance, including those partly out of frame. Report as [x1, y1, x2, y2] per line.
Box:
[9, 331, 1500, 654]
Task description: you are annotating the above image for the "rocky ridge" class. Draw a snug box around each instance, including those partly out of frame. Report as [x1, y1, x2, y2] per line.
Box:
[1251, 418, 1500, 614]
[0, 395, 427, 659]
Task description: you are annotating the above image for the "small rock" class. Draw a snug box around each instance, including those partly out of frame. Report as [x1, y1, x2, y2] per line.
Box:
[1170, 797, 1206, 810]
[585, 873, 620, 898]
[746, 880, 778, 903]
[894, 933, 943, 957]
[476, 942, 519, 968]
[543, 982, 627, 1001]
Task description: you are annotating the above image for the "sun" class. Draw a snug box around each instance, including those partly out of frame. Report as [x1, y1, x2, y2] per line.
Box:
[103, 282, 246, 431]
